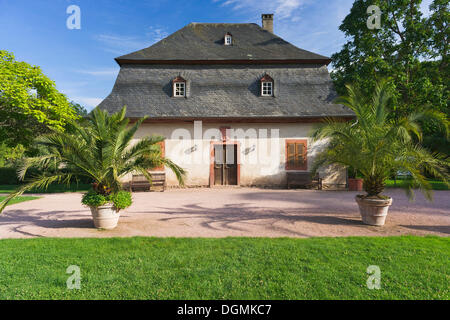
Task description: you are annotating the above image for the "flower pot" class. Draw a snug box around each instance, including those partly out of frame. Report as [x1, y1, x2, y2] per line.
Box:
[355, 196, 392, 226]
[89, 205, 120, 229]
[348, 178, 363, 191]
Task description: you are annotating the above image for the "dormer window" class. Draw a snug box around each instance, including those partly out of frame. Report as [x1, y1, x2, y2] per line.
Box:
[224, 32, 232, 45]
[260, 74, 274, 97]
[173, 76, 186, 97]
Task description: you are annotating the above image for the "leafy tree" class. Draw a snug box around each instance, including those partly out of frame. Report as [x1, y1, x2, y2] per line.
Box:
[0, 50, 79, 146]
[331, 0, 449, 154]
[70, 101, 88, 117]
[0, 143, 25, 167]
[427, 0, 449, 72]
[0, 106, 185, 212]
[311, 79, 448, 200]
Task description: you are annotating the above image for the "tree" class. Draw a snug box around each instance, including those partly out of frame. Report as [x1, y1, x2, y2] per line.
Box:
[331, 0, 449, 154]
[427, 0, 449, 73]
[0, 106, 186, 212]
[0, 50, 79, 147]
[311, 79, 448, 200]
[0, 143, 25, 167]
[70, 101, 88, 117]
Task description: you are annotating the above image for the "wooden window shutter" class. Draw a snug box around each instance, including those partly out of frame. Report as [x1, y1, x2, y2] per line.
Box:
[287, 143, 296, 168]
[285, 140, 307, 170]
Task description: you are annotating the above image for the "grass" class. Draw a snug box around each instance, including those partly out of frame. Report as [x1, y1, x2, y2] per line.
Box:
[0, 183, 91, 194]
[0, 195, 39, 206]
[0, 236, 448, 300]
[385, 179, 448, 190]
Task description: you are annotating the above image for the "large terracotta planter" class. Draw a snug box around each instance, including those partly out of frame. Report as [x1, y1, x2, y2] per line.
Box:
[355, 196, 392, 226]
[89, 205, 120, 229]
[348, 178, 364, 191]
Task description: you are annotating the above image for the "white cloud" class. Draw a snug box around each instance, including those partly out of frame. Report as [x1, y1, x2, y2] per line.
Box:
[70, 97, 103, 110]
[94, 34, 153, 55]
[217, 0, 309, 19]
[95, 25, 169, 55]
[146, 26, 169, 43]
[75, 68, 119, 76]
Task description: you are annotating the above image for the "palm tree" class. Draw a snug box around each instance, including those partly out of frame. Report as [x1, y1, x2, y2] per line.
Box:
[0, 106, 185, 213]
[311, 79, 448, 201]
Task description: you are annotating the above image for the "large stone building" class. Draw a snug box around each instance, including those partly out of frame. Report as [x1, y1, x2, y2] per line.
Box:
[98, 14, 354, 188]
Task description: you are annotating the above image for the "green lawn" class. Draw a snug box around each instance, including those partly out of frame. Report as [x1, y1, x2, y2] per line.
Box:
[0, 195, 39, 205]
[0, 236, 448, 300]
[0, 183, 91, 194]
[385, 179, 448, 190]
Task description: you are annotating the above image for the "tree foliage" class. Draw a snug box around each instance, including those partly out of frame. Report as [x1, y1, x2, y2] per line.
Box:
[311, 79, 449, 200]
[331, 0, 449, 153]
[0, 106, 186, 213]
[0, 50, 79, 146]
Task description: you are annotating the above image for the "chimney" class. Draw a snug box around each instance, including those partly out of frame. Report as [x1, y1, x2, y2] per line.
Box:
[261, 14, 274, 33]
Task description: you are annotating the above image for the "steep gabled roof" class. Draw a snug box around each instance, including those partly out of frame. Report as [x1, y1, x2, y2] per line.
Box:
[98, 64, 354, 119]
[115, 23, 331, 65]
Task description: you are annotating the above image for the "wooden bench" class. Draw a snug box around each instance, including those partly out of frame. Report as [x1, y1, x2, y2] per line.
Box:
[286, 172, 322, 190]
[129, 172, 166, 192]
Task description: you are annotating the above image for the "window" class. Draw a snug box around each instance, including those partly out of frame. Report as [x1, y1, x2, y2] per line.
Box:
[261, 81, 273, 96]
[224, 33, 232, 45]
[260, 74, 274, 96]
[174, 82, 185, 97]
[172, 76, 186, 97]
[285, 140, 307, 170]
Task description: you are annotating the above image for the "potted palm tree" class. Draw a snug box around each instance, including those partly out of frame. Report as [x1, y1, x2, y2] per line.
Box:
[0, 107, 185, 229]
[311, 79, 448, 226]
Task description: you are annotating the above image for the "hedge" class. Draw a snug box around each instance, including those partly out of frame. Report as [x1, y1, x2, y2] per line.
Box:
[0, 167, 92, 185]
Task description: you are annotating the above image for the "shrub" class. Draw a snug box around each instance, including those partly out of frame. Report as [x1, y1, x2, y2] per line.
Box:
[81, 190, 132, 211]
[111, 191, 132, 210]
[0, 167, 20, 184]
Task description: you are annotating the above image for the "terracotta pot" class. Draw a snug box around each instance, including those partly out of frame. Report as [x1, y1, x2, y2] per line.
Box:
[89, 205, 120, 229]
[355, 196, 393, 226]
[348, 178, 364, 191]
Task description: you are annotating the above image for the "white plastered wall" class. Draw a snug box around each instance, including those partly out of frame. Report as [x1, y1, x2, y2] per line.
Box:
[127, 122, 346, 188]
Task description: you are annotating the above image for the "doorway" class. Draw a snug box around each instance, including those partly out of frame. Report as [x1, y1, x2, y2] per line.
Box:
[213, 144, 238, 185]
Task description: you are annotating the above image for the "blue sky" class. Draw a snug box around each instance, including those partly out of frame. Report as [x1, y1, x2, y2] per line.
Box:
[0, 0, 433, 111]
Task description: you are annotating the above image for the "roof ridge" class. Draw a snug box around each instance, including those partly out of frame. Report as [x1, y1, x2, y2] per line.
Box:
[189, 22, 258, 25]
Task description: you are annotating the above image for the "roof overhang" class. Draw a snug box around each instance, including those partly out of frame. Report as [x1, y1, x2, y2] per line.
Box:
[127, 115, 354, 124]
[115, 58, 332, 67]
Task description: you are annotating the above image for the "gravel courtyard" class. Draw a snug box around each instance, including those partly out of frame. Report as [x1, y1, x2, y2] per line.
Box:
[0, 188, 449, 239]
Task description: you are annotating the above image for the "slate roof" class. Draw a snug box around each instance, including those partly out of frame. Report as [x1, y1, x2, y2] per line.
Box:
[115, 23, 331, 65]
[98, 64, 354, 119]
[98, 22, 354, 119]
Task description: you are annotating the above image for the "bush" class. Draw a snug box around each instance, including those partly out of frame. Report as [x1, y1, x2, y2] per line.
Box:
[111, 191, 132, 210]
[0, 167, 19, 184]
[81, 190, 132, 211]
[0, 166, 93, 185]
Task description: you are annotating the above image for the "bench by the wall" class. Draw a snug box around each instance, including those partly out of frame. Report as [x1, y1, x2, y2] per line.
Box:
[286, 172, 322, 190]
[129, 172, 166, 192]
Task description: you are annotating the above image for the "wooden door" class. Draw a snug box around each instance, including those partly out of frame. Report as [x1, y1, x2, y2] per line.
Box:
[214, 144, 237, 185]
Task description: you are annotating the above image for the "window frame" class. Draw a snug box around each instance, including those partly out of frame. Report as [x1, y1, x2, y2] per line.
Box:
[261, 81, 273, 97]
[173, 79, 186, 97]
[224, 34, 232, 45]
[285, 139, 308, 170]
